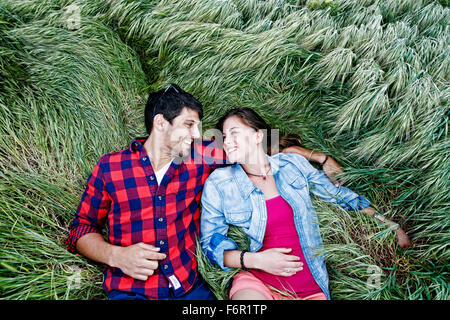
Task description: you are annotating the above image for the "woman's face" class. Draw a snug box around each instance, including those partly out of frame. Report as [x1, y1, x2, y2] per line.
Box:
[222, 116, 262, 164]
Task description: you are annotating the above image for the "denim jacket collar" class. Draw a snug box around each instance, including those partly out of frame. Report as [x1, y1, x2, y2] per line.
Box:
[231, 154, 282, 199]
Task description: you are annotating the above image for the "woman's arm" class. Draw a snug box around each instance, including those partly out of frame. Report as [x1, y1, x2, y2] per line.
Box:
[361, 207, 412, 249]
[200, 179, 239, 271]
[224, 248, 303, 277]
[288, 153, 412, 250]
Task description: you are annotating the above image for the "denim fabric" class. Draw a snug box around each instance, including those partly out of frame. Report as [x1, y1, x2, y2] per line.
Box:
[200, 153, 371, 300]
[108, 276, 216, 300]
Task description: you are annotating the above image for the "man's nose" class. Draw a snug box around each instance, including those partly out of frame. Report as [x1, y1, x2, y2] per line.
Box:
[191, 125, 201, 139]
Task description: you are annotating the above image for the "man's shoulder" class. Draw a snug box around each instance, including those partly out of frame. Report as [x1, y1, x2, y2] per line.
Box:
[95, 147, 134, 170]
[102, 148, 133, 161]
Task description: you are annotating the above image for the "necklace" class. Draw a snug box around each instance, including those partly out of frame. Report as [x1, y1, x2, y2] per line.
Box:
[243, 165, 272, 180]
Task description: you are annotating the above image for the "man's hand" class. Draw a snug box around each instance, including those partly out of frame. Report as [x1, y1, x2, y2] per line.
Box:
[321, 156, 345, 187]
[110, 242, 167, 281]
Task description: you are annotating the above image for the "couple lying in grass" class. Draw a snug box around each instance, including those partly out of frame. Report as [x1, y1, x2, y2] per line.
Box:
[66, 84, 411, 300]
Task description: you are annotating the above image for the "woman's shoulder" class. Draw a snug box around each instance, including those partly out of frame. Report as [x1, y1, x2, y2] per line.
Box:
[206, 164, 235, 184]
[271, 152, 310, 168]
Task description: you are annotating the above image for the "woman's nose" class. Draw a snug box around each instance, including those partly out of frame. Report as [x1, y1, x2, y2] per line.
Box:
[223, 134, 232, 146]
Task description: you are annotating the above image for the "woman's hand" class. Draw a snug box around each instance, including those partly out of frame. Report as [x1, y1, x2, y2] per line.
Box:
[396, 227, 412, 249]
[364, 207, 412, 250]
[252, 248, 303, 277]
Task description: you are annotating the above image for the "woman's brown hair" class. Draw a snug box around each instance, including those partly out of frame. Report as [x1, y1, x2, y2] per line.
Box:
[216, 107, 302, 155]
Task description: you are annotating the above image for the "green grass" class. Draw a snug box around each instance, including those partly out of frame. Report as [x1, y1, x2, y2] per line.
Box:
[0, 0, 448, 300]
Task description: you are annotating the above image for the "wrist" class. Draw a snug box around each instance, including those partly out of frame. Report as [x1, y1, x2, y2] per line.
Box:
[389, 221, 400, 230]
[374, 214, 400, 230]
[108, 244, 122, 268]
[243, 252, 261, 270]
[311, 151, 327, 164]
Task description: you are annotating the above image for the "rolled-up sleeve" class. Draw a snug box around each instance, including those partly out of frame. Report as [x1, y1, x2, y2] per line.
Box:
[65, 157, 111, 254]
[291, 154, 371, 211]
[200, 178, 238, 271]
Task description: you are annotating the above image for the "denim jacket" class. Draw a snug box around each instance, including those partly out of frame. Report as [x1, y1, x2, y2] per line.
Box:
[200, 153, 371, 300]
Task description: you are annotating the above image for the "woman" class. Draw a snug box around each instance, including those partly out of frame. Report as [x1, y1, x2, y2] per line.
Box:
[200, 108, 411, 300]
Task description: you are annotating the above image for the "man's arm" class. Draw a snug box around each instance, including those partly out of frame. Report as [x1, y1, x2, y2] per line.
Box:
[67, 157, 166, 280]
[282, 146, 344, 187]
[76, 233, 166, 281]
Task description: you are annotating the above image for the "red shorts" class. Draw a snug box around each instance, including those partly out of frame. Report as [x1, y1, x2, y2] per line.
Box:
[229, 271, 327, 300]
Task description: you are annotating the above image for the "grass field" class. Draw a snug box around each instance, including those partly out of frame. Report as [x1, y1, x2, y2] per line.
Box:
[0, 0, 448, 300]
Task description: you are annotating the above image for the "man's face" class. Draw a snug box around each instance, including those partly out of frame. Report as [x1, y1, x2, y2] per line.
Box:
[162, 107, 201, 158]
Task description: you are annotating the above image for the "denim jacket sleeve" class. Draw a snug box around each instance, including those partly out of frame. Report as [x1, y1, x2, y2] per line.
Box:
[200, 177, 238, 271]
[288, 154, 371, 211]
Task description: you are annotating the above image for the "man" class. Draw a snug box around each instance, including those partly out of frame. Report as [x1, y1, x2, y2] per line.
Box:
[65, 84, 344, 300]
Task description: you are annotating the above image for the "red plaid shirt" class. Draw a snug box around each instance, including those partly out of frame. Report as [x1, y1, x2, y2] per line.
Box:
[65, 137, 227, 299]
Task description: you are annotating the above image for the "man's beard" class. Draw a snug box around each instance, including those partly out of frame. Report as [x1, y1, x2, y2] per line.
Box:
[166, 136, 192, 160]
[174, 143, 191, 160]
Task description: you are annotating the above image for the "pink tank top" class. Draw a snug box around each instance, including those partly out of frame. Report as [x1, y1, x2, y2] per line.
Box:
[250, 195, 323, 297]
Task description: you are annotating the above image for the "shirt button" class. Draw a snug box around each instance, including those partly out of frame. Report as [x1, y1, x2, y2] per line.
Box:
[158, 218, 163, 222]
[160, 240, 165, 245]
[164, 265, 169, 270]
[142, 157, 147, 161]
[158, 196, 162, 200]
[150, 176, 155, 180]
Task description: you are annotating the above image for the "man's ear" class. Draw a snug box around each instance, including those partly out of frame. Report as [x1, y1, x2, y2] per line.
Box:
[153, 114, 168, 131]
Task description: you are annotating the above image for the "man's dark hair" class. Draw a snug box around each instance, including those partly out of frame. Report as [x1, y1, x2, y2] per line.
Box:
[145, 84, 203, 134]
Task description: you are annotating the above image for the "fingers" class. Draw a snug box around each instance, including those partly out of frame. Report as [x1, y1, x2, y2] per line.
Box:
[334, 180, 343, 187]
[132, 274, 150, 281]
[137, 258, 159, 270]
[129, 254, 163, 281]
[133, 268, 156, 281]
[280, 263, 304, 277]
[143, 250, 167, 261]
[396, 229, 412, 249]
[273, 248, 301, 262]
[285, 261, 303, 270]
[280, 253, 304, 277]
[137, 243, 167, 260]
[285, 254, 300, 262]
[122, 243, 168, 280]
[137, 242, 162, 251]
[274, 247, 293, 254]
[130, 257, 162, 281]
